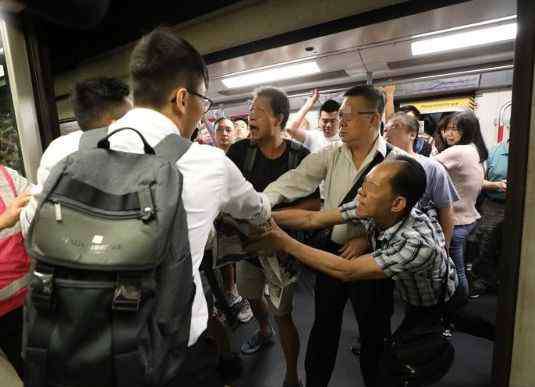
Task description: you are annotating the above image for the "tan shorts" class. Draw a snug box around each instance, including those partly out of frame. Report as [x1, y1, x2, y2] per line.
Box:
[236, 260, 295, 317]
[0, 351, 22, 387]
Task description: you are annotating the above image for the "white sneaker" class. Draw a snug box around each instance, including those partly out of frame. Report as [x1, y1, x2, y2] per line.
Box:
[236, 298, 254, 323]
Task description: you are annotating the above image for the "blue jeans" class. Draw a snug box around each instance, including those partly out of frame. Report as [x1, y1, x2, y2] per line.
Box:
[450, 222, 477, 299]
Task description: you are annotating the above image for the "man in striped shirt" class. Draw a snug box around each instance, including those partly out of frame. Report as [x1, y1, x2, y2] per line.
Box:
[249, 155, 458, 322]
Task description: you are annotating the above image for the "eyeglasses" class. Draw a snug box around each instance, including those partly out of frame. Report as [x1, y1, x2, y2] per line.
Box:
[171, 89, 213, 114]
[338, 111, 377, 121]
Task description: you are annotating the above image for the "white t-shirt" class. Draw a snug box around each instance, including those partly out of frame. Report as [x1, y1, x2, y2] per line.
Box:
[303, 129, 341, 153]
[21, 108, 271, 347]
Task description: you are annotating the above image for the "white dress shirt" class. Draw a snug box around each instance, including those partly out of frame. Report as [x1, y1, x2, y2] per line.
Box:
[303, 129, 341, 153]
[21, 108, 271, 346]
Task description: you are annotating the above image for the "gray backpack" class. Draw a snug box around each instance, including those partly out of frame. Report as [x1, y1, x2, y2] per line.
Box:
[24, 128, 194, 387]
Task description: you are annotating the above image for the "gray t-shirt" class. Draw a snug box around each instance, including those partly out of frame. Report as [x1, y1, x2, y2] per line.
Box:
[414, 153, 459, 211]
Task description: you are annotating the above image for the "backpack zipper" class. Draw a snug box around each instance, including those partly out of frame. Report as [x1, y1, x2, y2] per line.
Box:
[50, 196, 144, 220]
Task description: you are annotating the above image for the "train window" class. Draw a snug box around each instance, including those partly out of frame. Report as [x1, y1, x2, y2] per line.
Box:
[0, 53, 25, 175]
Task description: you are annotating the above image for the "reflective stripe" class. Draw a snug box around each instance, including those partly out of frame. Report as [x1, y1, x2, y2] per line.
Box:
[0, 165, 17, 197]
[0, 272, 30, 301]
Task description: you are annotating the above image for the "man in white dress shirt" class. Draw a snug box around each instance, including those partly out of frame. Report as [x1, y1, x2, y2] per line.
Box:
[22, 28, 271, 387]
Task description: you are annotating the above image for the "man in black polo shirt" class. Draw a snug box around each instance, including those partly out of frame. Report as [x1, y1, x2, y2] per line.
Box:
[226, 86, 320, 387]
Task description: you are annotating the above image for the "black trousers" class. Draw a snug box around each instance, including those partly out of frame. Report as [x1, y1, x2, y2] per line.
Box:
[472, 198, 505, 289]
[305, 242, 393, 387]
[0, 306, 23, 378]
[165, 333, 224, 387]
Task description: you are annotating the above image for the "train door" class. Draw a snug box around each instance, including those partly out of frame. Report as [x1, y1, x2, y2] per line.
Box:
[0, 16, 42, 181]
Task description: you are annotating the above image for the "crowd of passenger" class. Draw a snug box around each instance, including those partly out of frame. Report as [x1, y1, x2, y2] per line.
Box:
[0, 27, 507, 387]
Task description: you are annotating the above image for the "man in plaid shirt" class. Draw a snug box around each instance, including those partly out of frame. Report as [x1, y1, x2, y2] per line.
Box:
[249, 154, 458, 314]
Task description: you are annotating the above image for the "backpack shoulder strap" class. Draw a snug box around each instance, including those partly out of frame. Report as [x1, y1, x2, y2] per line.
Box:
[154, 133, 192, 164]
[287, 140, 302, 170]
[243, 140, 258, 175]
[79, 127, 108, 151]
[386, 142, 393, 156]
[0, 165, 17, 196]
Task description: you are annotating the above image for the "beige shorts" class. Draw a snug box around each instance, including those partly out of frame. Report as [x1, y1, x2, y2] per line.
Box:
[0, 351, 22, 387]
[236, 260, 295, 317]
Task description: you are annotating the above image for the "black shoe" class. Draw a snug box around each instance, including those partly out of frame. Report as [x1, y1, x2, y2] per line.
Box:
[470, 279, 488, 298]
[218, 352, 243, 383]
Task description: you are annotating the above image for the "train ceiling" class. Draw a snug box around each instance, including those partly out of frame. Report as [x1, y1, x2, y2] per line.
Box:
[206, 0, 516, 111]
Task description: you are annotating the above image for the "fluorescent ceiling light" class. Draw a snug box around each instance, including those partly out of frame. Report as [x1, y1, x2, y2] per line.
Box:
[221, 61, 321, 89]
[411, 22, 517, 56]
[412, 16, 516, 39]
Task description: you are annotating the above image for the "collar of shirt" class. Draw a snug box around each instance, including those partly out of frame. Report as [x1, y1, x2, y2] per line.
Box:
[107, 108, 180, 150]
[339, 133, 387, 176]
[326, 133, 341, 143]
[374, 213, 409, 248]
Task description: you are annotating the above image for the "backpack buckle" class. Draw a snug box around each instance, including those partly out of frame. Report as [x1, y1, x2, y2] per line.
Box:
[112, 284, 141, 312]
[31, 270, 55, 312]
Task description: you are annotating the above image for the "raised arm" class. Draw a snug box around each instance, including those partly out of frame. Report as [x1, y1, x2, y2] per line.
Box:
[383, 85, 396, 121]
[286, 89, 319, 143]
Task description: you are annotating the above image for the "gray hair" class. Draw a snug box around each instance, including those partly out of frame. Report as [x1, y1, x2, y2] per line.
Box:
[388, 112, 419, 135]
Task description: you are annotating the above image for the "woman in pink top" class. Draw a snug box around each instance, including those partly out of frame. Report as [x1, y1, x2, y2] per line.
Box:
[434, 111, 488, 300]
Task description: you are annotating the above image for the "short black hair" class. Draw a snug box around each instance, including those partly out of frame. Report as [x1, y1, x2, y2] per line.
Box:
[389, 155, 427, 211]
[71, 77, 130, 131]
[320, 99, 340, 114]
[254, 86, 290, 129]
[343, 85, 386, 114]
[130, 27, 209, 108]
[398, 105, 421, 119]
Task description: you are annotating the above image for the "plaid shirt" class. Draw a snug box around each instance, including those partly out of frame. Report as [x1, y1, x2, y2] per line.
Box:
[340, 203, 458, 307]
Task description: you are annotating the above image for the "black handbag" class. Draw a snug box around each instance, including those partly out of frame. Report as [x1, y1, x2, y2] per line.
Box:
[380, 259, 456, 387]
[382, 321, 455, 386]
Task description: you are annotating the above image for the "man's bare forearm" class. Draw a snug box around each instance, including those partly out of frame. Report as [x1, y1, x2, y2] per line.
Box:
[438, 206, 454, 248]
[277, 232, 384, 281]
[273, 208, 343, 230]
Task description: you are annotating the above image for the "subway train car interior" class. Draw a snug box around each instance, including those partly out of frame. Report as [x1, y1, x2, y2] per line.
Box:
[0, 0, 534, 386]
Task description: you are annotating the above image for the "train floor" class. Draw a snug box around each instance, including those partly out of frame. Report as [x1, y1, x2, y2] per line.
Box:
[228, 270, 494, 387]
